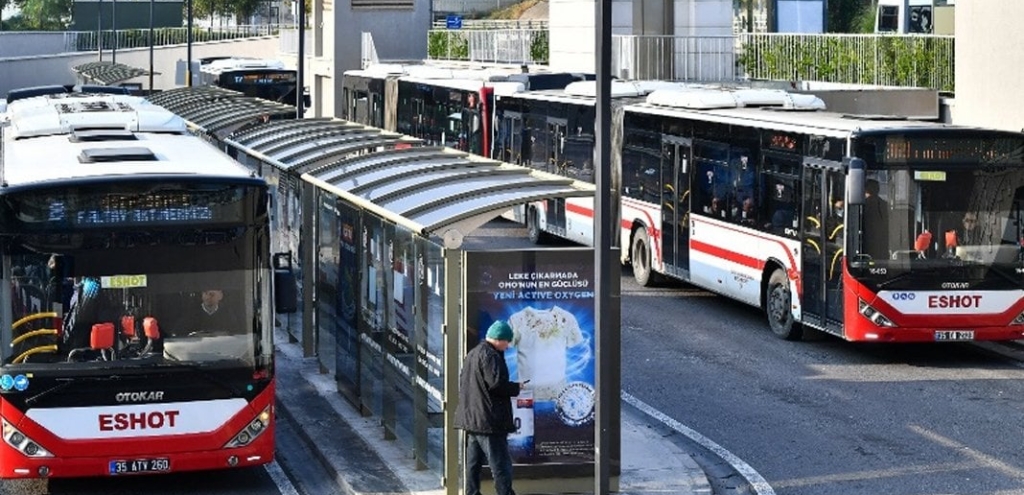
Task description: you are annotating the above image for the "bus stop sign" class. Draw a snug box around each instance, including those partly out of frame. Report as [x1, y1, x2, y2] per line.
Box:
[446, 15, 463, 29]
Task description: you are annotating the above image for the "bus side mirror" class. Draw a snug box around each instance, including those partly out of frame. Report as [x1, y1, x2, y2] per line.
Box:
[845, 157, 866, 205]
[273, 253, 298, 314]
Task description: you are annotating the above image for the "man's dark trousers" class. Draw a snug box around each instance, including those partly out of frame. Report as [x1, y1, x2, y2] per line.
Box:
[465, 432, 515, 495]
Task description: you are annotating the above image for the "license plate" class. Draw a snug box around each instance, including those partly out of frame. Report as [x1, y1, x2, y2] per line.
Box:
[935, 330, 975, 341]
[109, 458, 170, 475]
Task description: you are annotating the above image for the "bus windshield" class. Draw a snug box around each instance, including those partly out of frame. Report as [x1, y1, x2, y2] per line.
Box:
[850, 163, 1024, 285]
[0, 183, 265, 369]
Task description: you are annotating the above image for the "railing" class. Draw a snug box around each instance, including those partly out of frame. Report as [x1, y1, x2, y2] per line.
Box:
[427, 29, 548, 64]
[611, 35, 738, 82]
[430, 19, 548, 30]
[736, 32, 955, 92]
[424, 29, 956, 91]
[64, 25, 280, 53]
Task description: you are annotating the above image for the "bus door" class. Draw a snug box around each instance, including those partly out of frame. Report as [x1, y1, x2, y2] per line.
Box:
[546, 117, 568, 235]
[661, 135, 692, 278]
[495, 110, 523, 163]
[800, 159, 845, 334]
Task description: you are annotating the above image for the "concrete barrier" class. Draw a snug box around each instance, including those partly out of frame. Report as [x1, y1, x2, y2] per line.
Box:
[0, 36, 279, 96]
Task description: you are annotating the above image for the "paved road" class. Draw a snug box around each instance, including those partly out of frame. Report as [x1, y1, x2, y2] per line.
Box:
[620, 273, 1024, 495]
[0, 464, 292, 495]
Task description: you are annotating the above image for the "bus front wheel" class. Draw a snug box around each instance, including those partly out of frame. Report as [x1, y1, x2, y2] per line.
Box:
[766, 269, 802, 341]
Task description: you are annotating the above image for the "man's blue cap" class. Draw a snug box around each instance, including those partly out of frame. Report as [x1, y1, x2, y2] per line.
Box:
[486, 320, 513, 342]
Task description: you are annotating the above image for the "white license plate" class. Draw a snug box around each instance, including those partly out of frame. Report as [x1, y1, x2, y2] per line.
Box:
[934, 330, 974, 341]
[109, 458, 170, 475]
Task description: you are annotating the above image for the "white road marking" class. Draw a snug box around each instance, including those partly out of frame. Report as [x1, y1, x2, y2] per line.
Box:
[622, 391, 776, 495]
[265, 460, 301, 495]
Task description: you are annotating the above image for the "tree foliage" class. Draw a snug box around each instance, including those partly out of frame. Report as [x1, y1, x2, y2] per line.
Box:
[15, 0, 72, 29]
[827, 0, 869, 33]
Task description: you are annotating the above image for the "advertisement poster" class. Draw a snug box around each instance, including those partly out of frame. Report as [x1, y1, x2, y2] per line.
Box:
[464, 248, 595, 466]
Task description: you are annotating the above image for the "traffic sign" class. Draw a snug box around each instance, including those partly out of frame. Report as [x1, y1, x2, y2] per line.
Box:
[446, 15, 463, 29]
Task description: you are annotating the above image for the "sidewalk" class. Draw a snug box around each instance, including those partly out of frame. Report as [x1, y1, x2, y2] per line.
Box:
[274, 328, 711, 495]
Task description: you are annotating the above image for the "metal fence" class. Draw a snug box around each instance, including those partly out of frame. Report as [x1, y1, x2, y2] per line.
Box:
[736, 32, 955, 91]
[427, 29, 547, 65]
[63, 25, 279, 53]
[612, 35, 738, 82]
[429, 19, 548, 30]
[424, 29, 956, 91]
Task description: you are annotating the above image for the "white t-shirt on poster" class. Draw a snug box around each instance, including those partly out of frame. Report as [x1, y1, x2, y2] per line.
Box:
[509, 306, 584, 400]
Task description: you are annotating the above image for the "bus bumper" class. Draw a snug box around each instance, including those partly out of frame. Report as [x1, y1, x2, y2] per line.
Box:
[0, 428, 273, 479]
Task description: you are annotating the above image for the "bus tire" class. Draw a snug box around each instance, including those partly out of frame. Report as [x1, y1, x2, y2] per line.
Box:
[766, 268, 802, 341]
[631, 228, 656, 287]
[526, 207, 546, 245]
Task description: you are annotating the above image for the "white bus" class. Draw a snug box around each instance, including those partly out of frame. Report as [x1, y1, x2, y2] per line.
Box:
[0, 91, 295, 478]
[495, 82, 1024, 343]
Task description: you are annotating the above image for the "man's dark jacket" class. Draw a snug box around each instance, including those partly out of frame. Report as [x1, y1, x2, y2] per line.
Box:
[455, 340, 521, 434]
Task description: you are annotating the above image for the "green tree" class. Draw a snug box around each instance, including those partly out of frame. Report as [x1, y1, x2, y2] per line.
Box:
[827, 0, 869, 33]
[18, 0, 72, 29]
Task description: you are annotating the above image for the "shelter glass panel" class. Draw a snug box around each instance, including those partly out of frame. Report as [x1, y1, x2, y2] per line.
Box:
[385, 225, 416, 454]
[416, 238, 445, 473]
[359, 214, 388, 417]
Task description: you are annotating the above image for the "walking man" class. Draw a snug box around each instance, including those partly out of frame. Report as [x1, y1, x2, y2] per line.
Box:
[455, 319, 524, 495]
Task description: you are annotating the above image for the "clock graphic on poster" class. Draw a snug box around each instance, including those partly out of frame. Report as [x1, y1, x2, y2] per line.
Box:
[556, 382, 595, 427]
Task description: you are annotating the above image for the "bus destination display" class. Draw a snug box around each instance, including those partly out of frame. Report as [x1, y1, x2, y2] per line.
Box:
[231, 72, 296, 86]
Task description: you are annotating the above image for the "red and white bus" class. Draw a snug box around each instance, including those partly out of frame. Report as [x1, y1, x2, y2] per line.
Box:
[0, 90, 296, 478]
[341, 63, 587, 156]
[495, 83, 1024, 343]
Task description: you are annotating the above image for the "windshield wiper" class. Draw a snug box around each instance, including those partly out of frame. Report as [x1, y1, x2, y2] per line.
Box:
[875, 271, 915, 290]
[155, 354, 246, 396]
[25, 375, 121, 406]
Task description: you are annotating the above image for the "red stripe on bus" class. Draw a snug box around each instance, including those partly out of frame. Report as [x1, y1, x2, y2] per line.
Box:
[690, 240, 766, 271]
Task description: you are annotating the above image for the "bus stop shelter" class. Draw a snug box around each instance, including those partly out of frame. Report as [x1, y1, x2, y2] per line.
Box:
[149, 88, 610, 493]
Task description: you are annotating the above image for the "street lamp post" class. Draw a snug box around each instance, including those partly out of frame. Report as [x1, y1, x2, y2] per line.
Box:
[186, 0, 193, 86]
[296, 0, 304, 117]
[97, 0, 103, 60]
[148, 0, 154, 91]
[111, 0, 117, 63]
[594, 0, 617, 493]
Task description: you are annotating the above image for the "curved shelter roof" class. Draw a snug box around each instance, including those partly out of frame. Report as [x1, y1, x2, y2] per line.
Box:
[147, 86, 296, 138]
[217, 121, 592, 245]
[299, 145, 594, 244]
[72, 61, 152, 86]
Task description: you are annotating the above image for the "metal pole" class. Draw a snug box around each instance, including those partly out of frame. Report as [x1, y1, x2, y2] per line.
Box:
[594, 0, 618, 492]
[186, 0, 193, 87]
[97, 0, 103, 61]
[296, 0, 304, 117]
[148, 0, 154, 91]
[111, 0, 117, 63]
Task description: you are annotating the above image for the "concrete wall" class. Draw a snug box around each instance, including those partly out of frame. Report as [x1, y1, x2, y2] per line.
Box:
[308, 1, 430, 118]
[549, 0, 731, 74]
[0, 32, 70, 58]
[953, 1, 1024, 132]
[0, 37, 278, 96]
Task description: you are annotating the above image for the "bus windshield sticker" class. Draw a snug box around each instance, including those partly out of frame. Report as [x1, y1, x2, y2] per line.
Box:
[100, 275, 148, 289]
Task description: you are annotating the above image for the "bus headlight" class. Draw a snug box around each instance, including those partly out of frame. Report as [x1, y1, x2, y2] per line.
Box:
[223, 405, 272, 448]
[1012, 310, 1024, 326]
[2, 420, 52, 458]
[858, 299, 896, 328]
